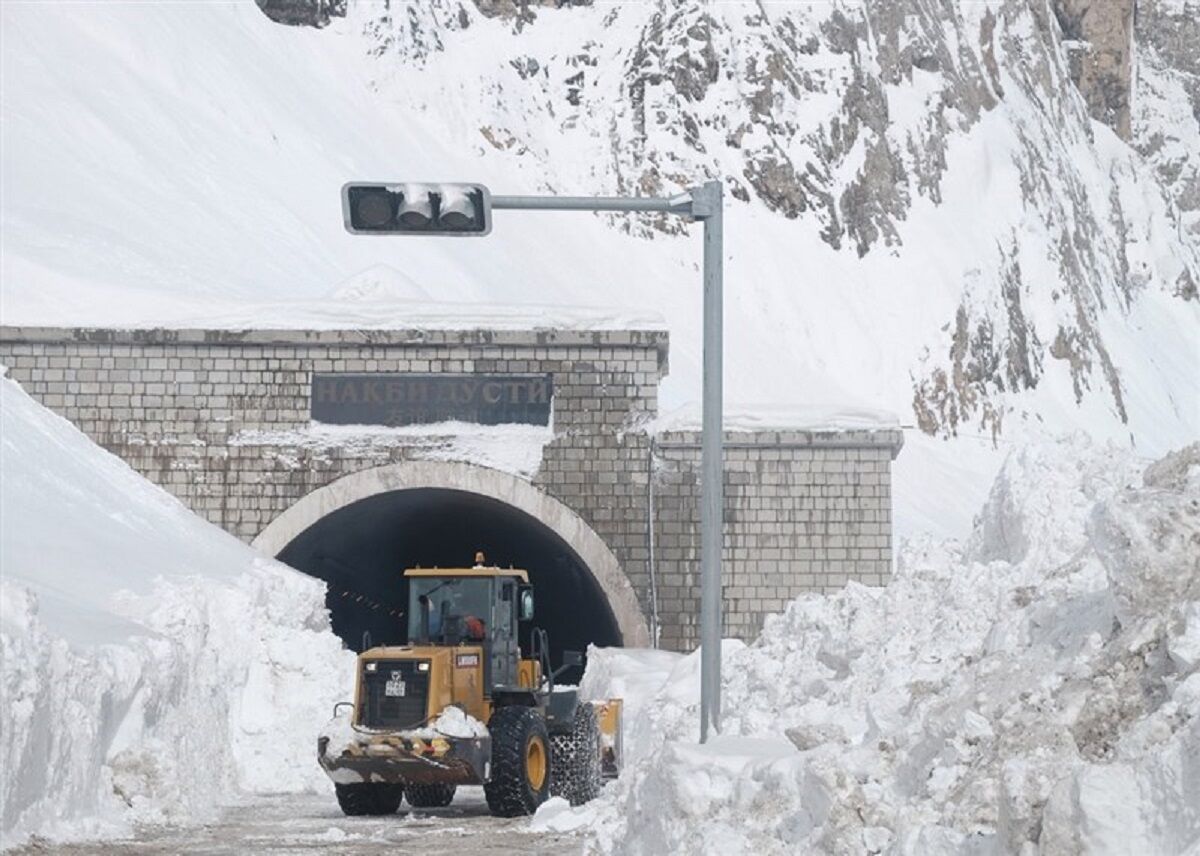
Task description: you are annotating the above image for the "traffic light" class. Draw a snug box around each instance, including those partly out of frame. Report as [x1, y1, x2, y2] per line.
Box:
[342, 183, 492, 236]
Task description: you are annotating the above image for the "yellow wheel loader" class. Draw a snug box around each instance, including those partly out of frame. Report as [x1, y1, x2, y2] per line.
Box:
[317, 555, 623, 818]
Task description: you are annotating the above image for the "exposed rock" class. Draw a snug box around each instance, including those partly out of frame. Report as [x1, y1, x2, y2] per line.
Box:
[255, 0, 345, 28]
[913, 241, 1046, 441]
[472, 0, 592, 27]
[1052, 0, 1135, 139]
[1143, 443, 1200, 491]
[841, 138, 907, 257]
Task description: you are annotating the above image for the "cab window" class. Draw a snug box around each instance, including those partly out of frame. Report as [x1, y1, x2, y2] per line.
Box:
[408, 577, 492, 644]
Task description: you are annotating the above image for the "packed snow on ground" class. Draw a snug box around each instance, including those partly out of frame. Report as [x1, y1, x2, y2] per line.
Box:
[0, 374, 354, 849]
[231, 419, 554, 481]
[538, 436, 1200, 855]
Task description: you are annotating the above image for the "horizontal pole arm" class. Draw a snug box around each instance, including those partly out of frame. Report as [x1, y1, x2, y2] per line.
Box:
[491, 194, 690, 214]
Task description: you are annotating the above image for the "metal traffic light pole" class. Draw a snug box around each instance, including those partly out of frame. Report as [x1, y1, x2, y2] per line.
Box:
[492, 182, 724, 741]
[343, 179, 725, 742]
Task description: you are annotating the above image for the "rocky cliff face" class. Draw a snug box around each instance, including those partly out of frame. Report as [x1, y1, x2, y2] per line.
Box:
[269, 0, 1197, 444]
[1135, 0, 1200, 246]
[1047, 0, 1200, 242]
[1052, 0, 1135, 139]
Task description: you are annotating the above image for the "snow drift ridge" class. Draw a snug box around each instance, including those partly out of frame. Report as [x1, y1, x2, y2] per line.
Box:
[563, 437, 1200, 855]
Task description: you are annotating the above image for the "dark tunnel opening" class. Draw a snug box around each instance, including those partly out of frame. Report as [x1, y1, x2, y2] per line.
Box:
[276, 488, 622, 684]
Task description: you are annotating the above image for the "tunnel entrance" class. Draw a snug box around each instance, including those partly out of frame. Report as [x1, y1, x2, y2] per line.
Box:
[275, 487, 623, 682]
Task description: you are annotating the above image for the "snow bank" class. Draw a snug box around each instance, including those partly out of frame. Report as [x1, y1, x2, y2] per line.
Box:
[64, 294, 668, 334]
[556, 437, 1200, 855]
[231, 419, 553, 481]
[0, 375, 354, 848]
[649, 403, 901, 435]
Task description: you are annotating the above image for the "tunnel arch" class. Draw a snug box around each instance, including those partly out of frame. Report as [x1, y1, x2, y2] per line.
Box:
[253, 461, 650, 651]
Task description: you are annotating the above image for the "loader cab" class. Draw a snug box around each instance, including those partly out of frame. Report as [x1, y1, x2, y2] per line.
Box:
[404, 560, 534, 691]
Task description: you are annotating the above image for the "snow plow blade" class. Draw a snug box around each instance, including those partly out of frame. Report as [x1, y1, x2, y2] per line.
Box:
[318, 731, 492, 787]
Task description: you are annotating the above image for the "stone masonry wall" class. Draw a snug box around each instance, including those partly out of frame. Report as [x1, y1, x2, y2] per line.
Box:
[650, 429, 900, 650]
[0, 326, 902, 651]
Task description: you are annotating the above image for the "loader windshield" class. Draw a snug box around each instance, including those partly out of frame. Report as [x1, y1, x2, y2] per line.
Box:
[408, 577, 492, 645]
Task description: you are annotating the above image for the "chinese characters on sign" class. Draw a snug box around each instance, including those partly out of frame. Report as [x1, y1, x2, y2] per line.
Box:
[310, 374, 553, 427]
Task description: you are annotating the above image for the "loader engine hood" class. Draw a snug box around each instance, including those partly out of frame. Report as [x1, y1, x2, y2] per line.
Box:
[354, 644, 487, 731]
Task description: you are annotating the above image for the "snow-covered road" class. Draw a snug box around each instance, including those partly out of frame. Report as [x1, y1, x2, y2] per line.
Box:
[7, 791, 583, 855]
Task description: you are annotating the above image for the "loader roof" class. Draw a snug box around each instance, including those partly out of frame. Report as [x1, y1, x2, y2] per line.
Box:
[404, 566, 530, 583]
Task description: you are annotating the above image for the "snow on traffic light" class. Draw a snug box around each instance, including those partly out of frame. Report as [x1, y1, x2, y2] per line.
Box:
[341, 183, 492, 236]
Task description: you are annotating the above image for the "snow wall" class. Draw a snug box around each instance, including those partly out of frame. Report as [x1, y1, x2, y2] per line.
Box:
[0, 373, 354, 847]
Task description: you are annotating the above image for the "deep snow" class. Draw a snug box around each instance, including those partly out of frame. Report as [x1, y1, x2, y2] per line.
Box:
[0, 374, 354, 848]
[543, 437, 1200, 855]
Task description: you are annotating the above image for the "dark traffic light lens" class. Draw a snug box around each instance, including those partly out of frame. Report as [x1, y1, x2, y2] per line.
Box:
[439, 210, 473, 229]
[398, 210, 431, 227]
[436, 186, 481, 230]
[353, 191, 394, 228]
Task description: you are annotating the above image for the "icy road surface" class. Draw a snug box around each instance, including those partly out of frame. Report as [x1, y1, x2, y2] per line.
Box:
[9, 791, 582, 855]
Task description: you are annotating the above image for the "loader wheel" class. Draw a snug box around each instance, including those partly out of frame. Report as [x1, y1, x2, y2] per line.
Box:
[404, 783, 456, 808]
[550, 700, 602, 806]
[483, 706, 551, 817]
[334, 782, 403, 816]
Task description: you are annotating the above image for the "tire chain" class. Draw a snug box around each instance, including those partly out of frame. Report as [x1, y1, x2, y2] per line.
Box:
[550, 702, 602, 807]
[404, 783, 456, 808]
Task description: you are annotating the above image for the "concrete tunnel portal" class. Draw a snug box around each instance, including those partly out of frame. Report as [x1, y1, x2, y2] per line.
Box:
[276, 487, 622, 681]
[250, 459, 655, 688]
[254, 460, 651, 680]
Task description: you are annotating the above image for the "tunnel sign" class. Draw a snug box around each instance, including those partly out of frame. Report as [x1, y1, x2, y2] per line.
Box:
[311, 374, 553, 427]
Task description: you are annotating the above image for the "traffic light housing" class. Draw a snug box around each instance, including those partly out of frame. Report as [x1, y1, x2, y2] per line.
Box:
[342, 183, 492, 236]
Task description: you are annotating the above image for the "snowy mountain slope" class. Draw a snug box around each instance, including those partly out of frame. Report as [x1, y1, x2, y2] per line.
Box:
[1, 0, 1196, 537]
[357, 0, 1198, 433]
[0, 374, 352, 846]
